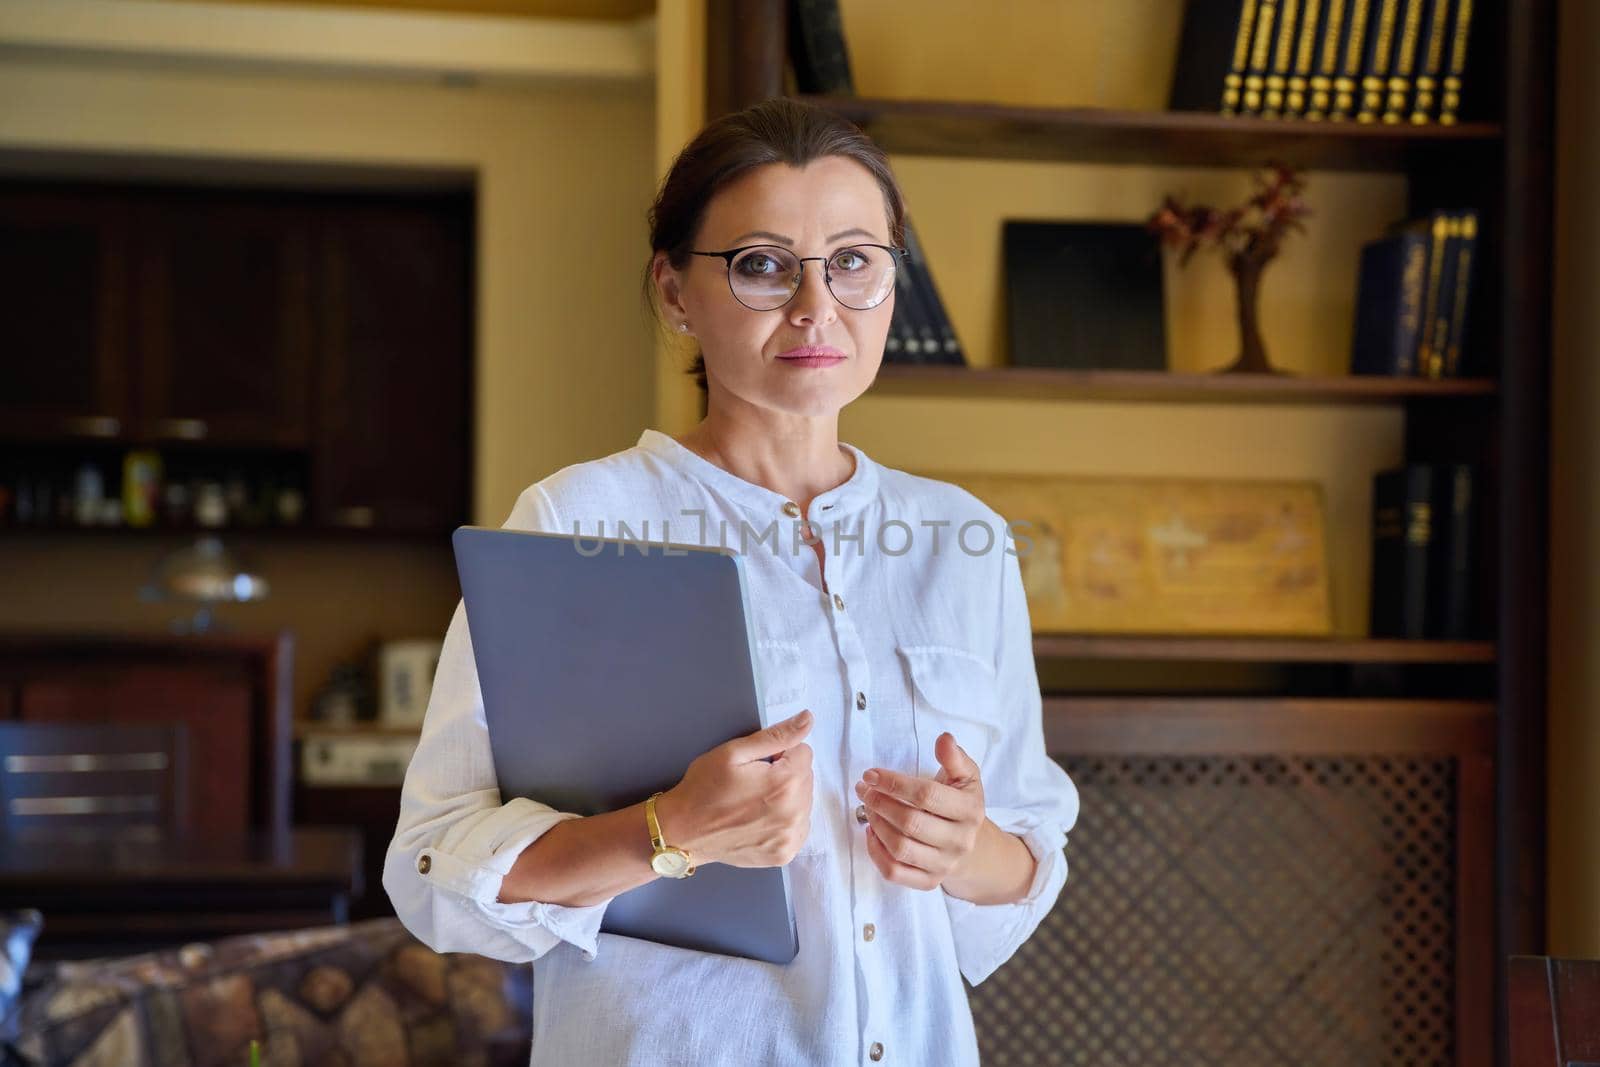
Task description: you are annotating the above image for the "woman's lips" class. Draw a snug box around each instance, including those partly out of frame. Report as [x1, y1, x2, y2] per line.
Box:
[777, 345, 846, 367]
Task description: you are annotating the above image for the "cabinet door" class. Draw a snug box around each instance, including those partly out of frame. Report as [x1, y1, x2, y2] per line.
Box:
[135, 193, 314, 448]
[0, 189, 131, 441]
[20, 667, 253, 839]
[313, 197, 471, 532]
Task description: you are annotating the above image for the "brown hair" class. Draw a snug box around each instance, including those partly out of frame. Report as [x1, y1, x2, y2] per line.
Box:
[643, 97, 907, 394]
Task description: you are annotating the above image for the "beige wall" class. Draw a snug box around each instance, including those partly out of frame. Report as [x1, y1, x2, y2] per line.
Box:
[0, 3, 656, 717]
[1549, 0, 1599, 957]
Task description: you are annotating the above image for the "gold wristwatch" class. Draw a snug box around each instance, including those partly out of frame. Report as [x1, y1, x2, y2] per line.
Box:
[646, 791, 695, 879]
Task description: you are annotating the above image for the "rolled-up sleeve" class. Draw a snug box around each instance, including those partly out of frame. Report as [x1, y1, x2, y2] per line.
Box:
[382, 484, 612, 964]
[941, 519, 1079, 986]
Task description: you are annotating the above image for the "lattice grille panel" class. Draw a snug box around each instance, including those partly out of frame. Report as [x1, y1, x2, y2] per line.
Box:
[968, 755, 1457, 1067]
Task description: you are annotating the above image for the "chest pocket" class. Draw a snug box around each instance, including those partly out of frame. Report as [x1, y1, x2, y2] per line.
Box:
[898, 645, 1001, 779]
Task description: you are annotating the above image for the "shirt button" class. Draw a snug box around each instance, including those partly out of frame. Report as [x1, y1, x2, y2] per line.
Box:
[855, 804, 868, 824]
[862, 922, 875, 942]
[782, 500, 801, 517]
[417, 855, 431, 874]
[855, 691, 867, 710]
[869, 1041, 884, 1061]
[833, 592, 845, 611]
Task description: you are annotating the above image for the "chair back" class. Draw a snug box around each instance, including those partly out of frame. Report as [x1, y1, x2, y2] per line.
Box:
[0, 721, 188, 841]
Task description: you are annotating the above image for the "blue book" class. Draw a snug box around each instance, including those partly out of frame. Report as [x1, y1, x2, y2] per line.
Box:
[1350, 229, 1429, 376]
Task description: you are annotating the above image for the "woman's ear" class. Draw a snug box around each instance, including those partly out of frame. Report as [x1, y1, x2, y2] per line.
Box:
[653, 252, 688, 321]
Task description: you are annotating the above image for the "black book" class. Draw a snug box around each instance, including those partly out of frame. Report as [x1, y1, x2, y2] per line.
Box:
[1356, 0, 1403, 123]
[1381, 0, 1430, 122]
[1438, 0, 1474, 124]
[902, 221, 964, 365]
[1284, 0, 1328, 117]
[1003, 220, 1165, 371]
[1329, 0, 1373, 121]
[1350, 228, 1429, 376]
[1369, 463, 1434, 638]
[1261, 0, 1305, 117]
[788, 0, 854, 95]
[1410, 0, 1453, 122]
[1442, 211, 1478, 377]
[884, 269, 919, 364]
[1170, 0, 1259, 114]
[1427, 463, 1474, 638]
[1239, 0, 1281, 116]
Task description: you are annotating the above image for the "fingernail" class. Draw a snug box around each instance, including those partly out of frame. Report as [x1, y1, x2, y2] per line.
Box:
[863, 770, 879, 785]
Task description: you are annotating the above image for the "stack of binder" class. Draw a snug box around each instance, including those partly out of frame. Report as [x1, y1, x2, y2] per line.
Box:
[1170, 0, 1477, 124]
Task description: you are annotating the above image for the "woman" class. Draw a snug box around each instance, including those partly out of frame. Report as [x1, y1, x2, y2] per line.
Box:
[384, 97, 1079, 1067]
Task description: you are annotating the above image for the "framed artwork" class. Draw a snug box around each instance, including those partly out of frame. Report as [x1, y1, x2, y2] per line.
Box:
[920, 472, 1333, 636]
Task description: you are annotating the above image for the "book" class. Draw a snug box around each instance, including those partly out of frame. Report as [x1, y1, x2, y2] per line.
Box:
[1382, 0, 1430, 122]
[1356, 0, 1403, 123]
[1170, 0, 1261, 114]
[1263, 0, 1303, 117]
[1003, 220, 1166, 371]
[1307, 0, 1350, 119]
[787, 0, 854, 95]
[1442, 211, 1478, 376]
[1406, 211, 1452, 377]
[1369, 464, 1434, 639]
[1240, 0, 1281, 115]
[1425, 215, 1462, 378]
[902, 222, 965, 365]
[884, 269, 920, 363]
[1350, 229, 1429, 376]
[1439, 0, 1474, 124]
[1285, 0, 1328, 116]
[1427, 463, 1474, 638]
[1410, 0, 1453, 122]
[1330, 0, 1373, 120]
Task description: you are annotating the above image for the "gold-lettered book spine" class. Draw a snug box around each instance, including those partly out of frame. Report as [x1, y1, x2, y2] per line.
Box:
[1263, 0, 1302, 117]
[1445, 213, 1477, 376]
[1286, 0, 1324, 116]
[1222, 0, 1262, 116]
[1411, 0, 1452, 122]
[1307, 0, 1348, 119]
[1358, 0, 1401, 123]
[1331, 0, 1372, 120]
[1440, 0, 1474, 125]
[1383, 0, 1426, 123]
[1431, 216, 1464, 378]
[1242, 0, 1280, 116]
[1417, 214, 1449, 379]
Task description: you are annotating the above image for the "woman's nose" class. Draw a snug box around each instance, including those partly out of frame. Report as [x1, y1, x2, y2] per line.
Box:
[788, 263, 838, 326]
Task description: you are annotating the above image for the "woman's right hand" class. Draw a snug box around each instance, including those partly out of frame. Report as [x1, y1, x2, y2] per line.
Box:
[654, 709, 815, 868]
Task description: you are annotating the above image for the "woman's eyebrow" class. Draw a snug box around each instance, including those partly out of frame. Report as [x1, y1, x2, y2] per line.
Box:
[728, 227, 878, 246]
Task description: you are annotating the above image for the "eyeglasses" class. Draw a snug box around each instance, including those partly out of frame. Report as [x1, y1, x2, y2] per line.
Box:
[689, 243, 907, 312]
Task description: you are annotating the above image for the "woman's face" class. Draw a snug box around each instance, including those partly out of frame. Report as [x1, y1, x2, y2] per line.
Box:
[655, 156, 895, 418]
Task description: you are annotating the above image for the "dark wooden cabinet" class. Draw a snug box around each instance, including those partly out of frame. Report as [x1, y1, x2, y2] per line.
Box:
[134, 193, 315, 448]
[313, 198, 471, 532]
[0, 191, 131, 440]
[0, 182, 473, 534]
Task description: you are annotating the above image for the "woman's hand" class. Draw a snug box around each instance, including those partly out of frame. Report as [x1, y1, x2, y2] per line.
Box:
[655, 709, 815, 868]
[855, 732, 986, 891]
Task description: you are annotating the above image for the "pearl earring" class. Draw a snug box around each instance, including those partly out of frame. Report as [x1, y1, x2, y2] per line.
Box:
[679, 322, 690, 332]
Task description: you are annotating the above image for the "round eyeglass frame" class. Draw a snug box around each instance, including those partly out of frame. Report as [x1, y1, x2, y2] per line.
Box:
[688, 243, 908, 312]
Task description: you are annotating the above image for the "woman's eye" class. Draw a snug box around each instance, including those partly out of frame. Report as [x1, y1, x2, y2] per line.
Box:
[737, 254, 781, 276]
[832, 250, 867, 271]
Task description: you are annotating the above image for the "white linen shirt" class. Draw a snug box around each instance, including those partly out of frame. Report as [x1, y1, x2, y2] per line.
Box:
[383, 427, 1079, 1067]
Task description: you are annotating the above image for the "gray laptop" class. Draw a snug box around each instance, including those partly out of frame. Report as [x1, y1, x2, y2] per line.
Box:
[451, 524, 799, 965]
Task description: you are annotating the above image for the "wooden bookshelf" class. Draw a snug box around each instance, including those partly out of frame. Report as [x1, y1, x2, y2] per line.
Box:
[871, 363, 1499, 405]
[1032, 634, 1497, 664]
[706, 2, 1552, 1064]
[794, 94, 1504, 173]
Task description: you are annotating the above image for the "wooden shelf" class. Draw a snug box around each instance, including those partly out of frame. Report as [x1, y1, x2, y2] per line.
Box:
[871, 364, 1498, 404]
[797, 95, 1504, 173]
[293, 722, 422, 740]
[1033, 634, 1496, 664]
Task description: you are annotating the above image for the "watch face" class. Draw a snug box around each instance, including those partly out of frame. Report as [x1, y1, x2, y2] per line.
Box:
[651, 849, 689, 878]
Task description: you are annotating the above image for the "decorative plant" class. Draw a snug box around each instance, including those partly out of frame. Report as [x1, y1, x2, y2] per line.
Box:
[1147, 163, 1311, 375]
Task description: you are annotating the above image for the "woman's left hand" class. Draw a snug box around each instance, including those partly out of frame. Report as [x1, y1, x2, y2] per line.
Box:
[855, 732, 986, 891]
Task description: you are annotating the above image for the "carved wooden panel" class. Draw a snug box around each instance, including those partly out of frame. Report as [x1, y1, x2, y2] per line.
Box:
[970, 754, 1462, 1066]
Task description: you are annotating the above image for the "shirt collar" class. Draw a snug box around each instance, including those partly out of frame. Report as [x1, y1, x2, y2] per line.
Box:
[636, 427, 879, 520]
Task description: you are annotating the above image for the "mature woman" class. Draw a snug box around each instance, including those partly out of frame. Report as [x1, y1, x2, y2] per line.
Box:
[384, 97, 1079, 1066]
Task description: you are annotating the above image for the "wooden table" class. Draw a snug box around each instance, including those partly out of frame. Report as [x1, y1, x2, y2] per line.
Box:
[0, 827, 363, 961]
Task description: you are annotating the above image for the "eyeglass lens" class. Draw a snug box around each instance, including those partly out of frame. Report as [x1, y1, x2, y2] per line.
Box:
[728, 245, 897, 311]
